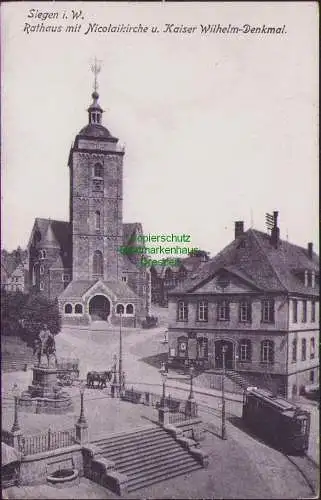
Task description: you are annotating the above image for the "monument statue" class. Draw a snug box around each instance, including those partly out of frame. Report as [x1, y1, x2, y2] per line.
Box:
[33, 325, 57, 368]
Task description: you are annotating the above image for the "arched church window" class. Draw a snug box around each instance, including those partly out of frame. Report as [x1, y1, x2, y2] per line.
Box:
[116, 304, 125, 315]
[93, 250, 103, 276]
[95, 210, 101, 230]
[64, 303, 72, 314]
[32, 264, 38, 286]
[94, 163, 103, 178]
[126, 304, 134, 315]
[75, 304, 83, 314]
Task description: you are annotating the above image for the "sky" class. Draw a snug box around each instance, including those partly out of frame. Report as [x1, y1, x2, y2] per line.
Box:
[1, 1, 319, 256]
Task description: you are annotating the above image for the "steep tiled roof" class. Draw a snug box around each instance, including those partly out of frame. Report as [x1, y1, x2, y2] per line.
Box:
[169, 229, 319, 296]
[30, 218, 72, 267]
[59, 280, 94, 299]
[59, 279, 139, 300]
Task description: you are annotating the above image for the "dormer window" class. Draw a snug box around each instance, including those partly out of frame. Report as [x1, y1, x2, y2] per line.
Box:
[311, 271, 315, 288]
[304, 270, 308, 287]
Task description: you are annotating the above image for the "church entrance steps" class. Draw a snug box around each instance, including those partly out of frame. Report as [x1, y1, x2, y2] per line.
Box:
[91, 424, 203, 494]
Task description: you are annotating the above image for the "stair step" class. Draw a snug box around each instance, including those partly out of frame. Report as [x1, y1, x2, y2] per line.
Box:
[99, 437, 177, 459]
[105, 441, 179, 466]
[111, 446, 187, 470]
[121, 451, 197, 476]
[93, 427, 163, 448]
[127, 462, 202, 492]
[96, 431, 173, 451]
[92, 425, 159, 445]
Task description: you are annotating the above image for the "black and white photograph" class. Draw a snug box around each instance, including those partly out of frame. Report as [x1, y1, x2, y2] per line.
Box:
[1, 1, 319, 499]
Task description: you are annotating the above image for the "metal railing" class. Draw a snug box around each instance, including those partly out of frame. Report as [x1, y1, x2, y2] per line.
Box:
[169, 411, 189, 424]
[21, 428, 76, 456]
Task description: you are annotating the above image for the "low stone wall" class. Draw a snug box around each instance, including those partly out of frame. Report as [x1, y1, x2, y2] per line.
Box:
[19, 445, 83, 486]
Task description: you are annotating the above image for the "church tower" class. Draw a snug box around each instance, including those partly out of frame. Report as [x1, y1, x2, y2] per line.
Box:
[68, 61, 124, 282]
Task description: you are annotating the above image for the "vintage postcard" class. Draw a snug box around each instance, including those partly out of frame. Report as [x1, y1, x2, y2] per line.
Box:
[1, 2, 319, 499]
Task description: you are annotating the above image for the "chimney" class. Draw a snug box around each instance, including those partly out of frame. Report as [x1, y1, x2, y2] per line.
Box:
[308, 242, 313, 259]
[234, 221, 244, 239]
[270, 211, 280, 248]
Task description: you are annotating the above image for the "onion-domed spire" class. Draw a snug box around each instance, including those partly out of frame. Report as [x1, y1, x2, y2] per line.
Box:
[88, 58, 103, 125]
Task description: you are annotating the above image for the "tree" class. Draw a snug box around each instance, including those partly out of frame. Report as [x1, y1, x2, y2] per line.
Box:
[189, 249, 210, 260]
[1, 290, 62, 346]
[1, 290, 27, 337]
[20, 293, 62, 345]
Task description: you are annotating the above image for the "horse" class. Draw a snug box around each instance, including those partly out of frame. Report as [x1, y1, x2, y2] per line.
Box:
[86, 371, 112, 389]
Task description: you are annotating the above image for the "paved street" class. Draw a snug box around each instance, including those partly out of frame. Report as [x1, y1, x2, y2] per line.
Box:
[2, 323, 319, 499]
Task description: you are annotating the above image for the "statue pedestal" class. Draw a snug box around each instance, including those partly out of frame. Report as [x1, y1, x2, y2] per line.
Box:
[19, 365, 73, 415]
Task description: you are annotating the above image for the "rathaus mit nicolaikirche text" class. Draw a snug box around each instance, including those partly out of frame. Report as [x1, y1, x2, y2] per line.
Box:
[27, 67, 149, 327]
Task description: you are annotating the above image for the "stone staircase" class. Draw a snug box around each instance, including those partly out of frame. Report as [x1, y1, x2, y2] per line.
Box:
[2, 351, 34, 372]
[91, 425, 203, 494]
[226, 369, 251, 390]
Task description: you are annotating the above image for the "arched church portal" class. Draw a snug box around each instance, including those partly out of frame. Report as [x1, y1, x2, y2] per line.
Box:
[89, 295, 111, 321]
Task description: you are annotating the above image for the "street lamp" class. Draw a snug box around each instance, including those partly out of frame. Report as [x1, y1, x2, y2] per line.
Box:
[221, 345, 228, 440]
[160, 363, 168, 408]
[118, 311, 124, 395]
[111, 354, 118, 397]
[11, 384, 20, 433]
[188, 366, 194, 400]
[78, 381, 87, 426]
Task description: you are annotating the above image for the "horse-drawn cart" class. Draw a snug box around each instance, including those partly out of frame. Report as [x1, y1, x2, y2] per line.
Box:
[56, 358, 80, 386]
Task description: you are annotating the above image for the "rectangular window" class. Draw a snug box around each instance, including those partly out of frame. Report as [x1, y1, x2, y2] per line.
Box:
[311, 301, 316, 322]
[177, 301, 188, 321]
[301, 338, 307, 361]
[310, 338, 315, 359]
[40, 282, 44, 291]
[292, 299, 298, 323]
[62, 274, 70, 282]
[302, 300, 307, 323]
[240, 340, 251, 362]
[292, 339, 297, 363]
[121, 276, 127, 282]
[261, 299, 275, 323]
[310, 370, 315, 383]
[197, 301, 208, 322]
[261, 340, 274, 363]
[217, 300, 230, 321]
[239, 301, 252, 322]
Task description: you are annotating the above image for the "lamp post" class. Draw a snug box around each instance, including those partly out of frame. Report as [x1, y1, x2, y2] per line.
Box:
[185, 365, 198, 418]
[11, 384, 20, 433]
[188, 366, 194, 400]
[118, 311, 123, 395]
[78, 381, 87, 426]
[160, 363, 168, 408]
[75, 380, 88, 445]
[221, 345, 228, 440]
[111, 354, 118, 397]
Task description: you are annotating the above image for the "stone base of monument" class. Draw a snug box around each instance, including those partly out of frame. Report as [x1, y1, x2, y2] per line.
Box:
[19, 366, 73, 414]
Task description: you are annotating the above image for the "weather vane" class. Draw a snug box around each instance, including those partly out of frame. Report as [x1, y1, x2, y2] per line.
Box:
[91, 57, 102, 93]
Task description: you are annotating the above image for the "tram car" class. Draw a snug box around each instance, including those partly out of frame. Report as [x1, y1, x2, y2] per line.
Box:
[242, 387, 310, 455]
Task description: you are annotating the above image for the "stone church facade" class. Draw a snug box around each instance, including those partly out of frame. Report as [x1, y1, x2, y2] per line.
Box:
[27, 83, 149, 327]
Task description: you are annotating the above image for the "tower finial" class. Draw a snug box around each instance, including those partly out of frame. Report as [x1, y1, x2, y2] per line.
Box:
[91, 57, 101, 94]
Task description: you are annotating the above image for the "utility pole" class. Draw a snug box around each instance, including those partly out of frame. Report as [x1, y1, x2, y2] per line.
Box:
[221, 345, 227, 440]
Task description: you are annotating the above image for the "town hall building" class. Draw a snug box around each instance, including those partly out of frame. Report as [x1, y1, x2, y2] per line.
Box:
[27, 69, 149, 327]
[167, 213, 319, 399]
